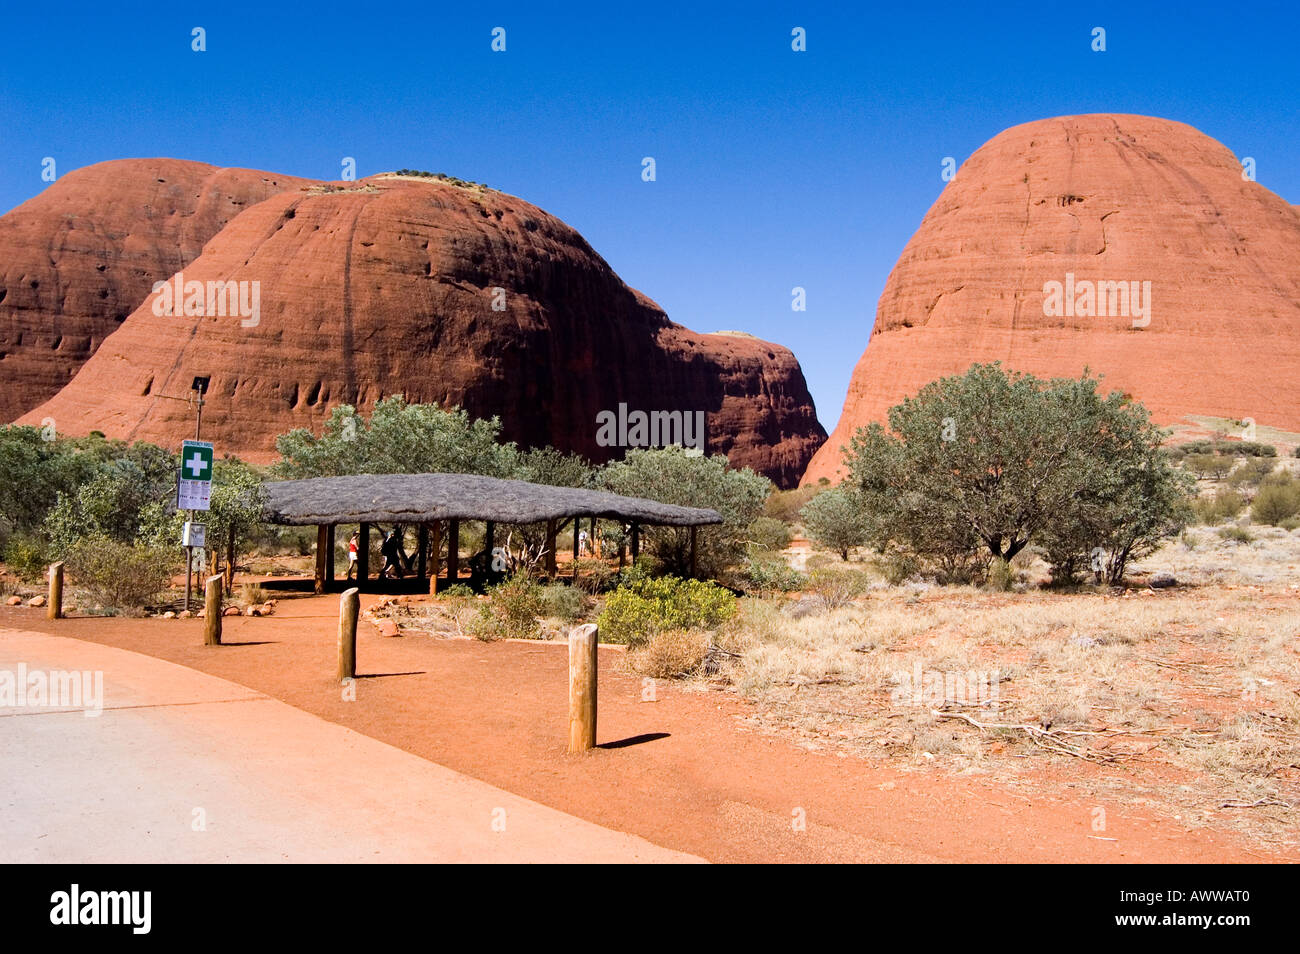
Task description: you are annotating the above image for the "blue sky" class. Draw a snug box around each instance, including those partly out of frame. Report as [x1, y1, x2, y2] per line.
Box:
[2, 1, 1296, 432]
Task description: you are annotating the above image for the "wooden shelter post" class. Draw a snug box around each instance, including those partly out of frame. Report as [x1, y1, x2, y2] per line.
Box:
[630, 522, 640, 563]
[358, 522, 370, 588]
[545, 519, 558, 577]
[314, 524, 329, 594]
[485, 521, 495, 566]
[417, 524, 428, 581]
[447, 519, 460, 583]
[690, 525, 698, 579]
[429, 520, 442, 594]
[325, 524, 336, 591]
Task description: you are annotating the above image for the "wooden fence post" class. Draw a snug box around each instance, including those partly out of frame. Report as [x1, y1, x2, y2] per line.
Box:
[338, 587, 360, 681]
[568, 623, 599, 753]
[47, 562, 64, 620]
[203, 574, 223, 646]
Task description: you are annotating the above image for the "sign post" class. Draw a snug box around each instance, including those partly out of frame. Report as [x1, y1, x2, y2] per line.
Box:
[178, 439, 214, 612]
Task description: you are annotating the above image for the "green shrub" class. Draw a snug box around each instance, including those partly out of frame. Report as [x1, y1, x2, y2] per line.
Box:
[66, 535, 178, 613]
[571, 558, 613, 594]
[1279, 516, 1300, 532]
[467, 571, 546, 640]
[542, 583, 586, 622]
[807, 566, 873, 608]
[1184, 454, 1232, 480]
[800, 488, 871, 559]
[1250, 480, 1300, 526]
[2, 534, 49, 581]
[596, 573, 737, 645]
[985, 557, 1014, 591]
[874, 549, 921, 585]
[746, 516, 792, 553]
[1226, 457, 1276, 488]
[438, 583, 476, 600]
[1190, 489, 1247, 524]
[1217, 525, 1254, 544]
[741, 556, 806, 595]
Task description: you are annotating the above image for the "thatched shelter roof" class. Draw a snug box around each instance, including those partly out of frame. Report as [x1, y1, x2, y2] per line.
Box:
[261, 473, 724, 527]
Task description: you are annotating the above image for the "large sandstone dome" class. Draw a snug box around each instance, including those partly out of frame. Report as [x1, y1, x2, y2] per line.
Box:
[0, 159, 312, 421]
[12, 164, 824, 486]
[803, 114, 1300, 484]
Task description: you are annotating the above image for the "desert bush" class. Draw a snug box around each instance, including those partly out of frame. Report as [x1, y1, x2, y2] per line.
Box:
[541, 583, 586, 622]
[1190, 489, 1247, 524]
[741, 556, 806, 595]
[597, 571, 737, 645]
[985, 558, 1014, 591]
[239, 583, 268, 606]
[807, 566, 873, 609]
[1280, 516, 1300, 532]
[1250, 477, 1300, 526]
[1184, 454, 1232, 480]
[2, 535, 49, 581]
[746, 516, 792, 553]
[571, 558, 614, 594]
[627, 629, 711, 679]
[438, 583, 476, 600]
[1217, 525, 1254, 544]
[804, 552, 835, 571]
[763, 486, 820, 525]
[800, 488, 871, 559]
[66, 535, 178, 613]
[1227, 457, 1276, 487]
[467, 571, 546, 640]
[874, 549, 922, 585]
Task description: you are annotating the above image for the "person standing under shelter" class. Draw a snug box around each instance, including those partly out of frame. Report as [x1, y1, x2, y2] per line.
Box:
[346, 531, 360, 581]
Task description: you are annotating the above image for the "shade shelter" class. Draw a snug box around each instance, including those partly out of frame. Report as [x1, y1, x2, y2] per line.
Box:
[261, 472, 724, 593]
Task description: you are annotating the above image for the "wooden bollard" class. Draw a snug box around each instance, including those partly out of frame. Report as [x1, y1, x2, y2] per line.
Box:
[568, 623, 599, 753]
[338, 587, 360, 681]
[203, 574, 223, 646]
[47, 562, 64, 620]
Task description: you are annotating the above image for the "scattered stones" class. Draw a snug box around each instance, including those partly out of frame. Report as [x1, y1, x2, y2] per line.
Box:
[178, 610, 193, 619]
[161, 611, 177, 619]
[375, 619, 401, 638]
[27, 595, 46, 607]
[222, 606, 241, 617]
[5, 596, 22, 606]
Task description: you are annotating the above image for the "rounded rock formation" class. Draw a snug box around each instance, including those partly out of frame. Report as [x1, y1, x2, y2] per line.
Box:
[804, 114, 1300, 484]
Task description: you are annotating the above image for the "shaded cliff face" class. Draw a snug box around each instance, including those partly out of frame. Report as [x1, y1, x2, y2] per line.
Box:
[20, 172, 824, 486]
[803, 114, 1300, 484]
[0, 159, 313, 421]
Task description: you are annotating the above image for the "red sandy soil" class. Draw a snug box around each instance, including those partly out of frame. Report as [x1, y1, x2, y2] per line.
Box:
[2, 590, 1289, 863]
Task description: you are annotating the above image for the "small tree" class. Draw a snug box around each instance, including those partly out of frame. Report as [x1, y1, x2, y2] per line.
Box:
[845, 364, 1192, 584]
[600, 447, 771, 577]
[274, 396, 518, 478]
[800, 488, 870, 560]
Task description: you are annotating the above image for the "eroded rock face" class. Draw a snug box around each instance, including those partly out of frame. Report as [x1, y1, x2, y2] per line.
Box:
[0, 159, 313, 421]
[803, 114, 1300, 484]
[20, 173, 824, 486]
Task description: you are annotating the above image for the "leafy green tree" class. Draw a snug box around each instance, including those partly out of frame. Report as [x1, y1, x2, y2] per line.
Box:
[845, 364, 1192, 584]
[799, 488, 871, 560]
[600, 447, 771, 577]
[513, 446, 592, 488]
[274, 396, 518, 478]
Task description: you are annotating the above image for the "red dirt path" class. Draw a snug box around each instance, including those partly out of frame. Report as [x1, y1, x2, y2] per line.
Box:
[2, 593, 1288, 863]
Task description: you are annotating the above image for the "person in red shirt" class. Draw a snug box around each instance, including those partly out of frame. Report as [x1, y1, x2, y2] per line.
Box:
[346, 531, 360, 581]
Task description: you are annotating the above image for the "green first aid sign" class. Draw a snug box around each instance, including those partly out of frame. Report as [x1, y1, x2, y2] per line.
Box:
[180, 441, 214, 482]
